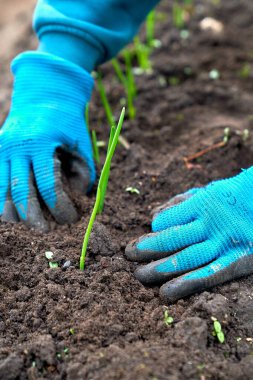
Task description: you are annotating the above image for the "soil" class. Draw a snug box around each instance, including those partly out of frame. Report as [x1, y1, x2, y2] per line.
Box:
[1, 1, 253, 379]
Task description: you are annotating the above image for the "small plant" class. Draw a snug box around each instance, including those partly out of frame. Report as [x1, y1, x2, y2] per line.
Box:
[125, 186, 140, 195]
[172, 2, 185, 29]
[69, 328, 75, 335]
[133, 37, 153, 73]
[80, 108, 125, 270]
[97, 72, 115, 128]
[97, 72, 131, 143]
[164, 309, 174, 326]
[91, 130, 100, 165]
[211, 316, 225, 343]
[45, 251, 59, 269]
[112, 54, 136, 120]
[238, 63, 251, 79]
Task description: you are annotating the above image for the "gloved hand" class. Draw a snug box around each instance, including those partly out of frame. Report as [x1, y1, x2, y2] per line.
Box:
[126, 168, 253, 303]
[0, 51, 95, 231]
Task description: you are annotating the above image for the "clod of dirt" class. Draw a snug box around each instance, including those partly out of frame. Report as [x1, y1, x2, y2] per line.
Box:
[233, 291, 253, 333]
[89, 222, 119, 257]
[27, 334, 56, 366]
[173, 317, 208, 350]
[226, 355, 253, 380]
[186, 292, 229, 320]
[0, 353, 23, 380]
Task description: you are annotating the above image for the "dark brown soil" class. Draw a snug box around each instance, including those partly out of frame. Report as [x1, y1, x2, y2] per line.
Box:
[1, 1, 253, 379]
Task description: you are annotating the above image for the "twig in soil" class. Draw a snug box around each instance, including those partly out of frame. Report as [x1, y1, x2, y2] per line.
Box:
[80, 107, 125, 271]
[184, 128, 230, 169]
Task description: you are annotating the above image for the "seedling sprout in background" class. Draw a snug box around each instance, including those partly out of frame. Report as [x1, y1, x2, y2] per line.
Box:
[97, 72, 131, 145]
[91, 130, 100, 166]
[125, 186, 140, 195]
[211, 316, 225, 343]
[80, 108, 125, 271]
[238, 63, 251, 79]
[133, 37, 153, 74]
[164, 309, 174, 326]
[112, 54, 137, 120]
[45, 251, 59, 269]
[125, 187, 140, 195]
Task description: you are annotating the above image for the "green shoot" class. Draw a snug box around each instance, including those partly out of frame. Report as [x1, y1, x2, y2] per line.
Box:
[133, 37, 152, 73]
[85, 103, 90, 131]
[238, 63, 251, 79]
[97, 72, 130, 144]
[97, 72, 116, 129]
[92, 130, 100, 166]
[80, 108, 125, 270]
[69, 328, 75, 335]
[164, 310, 174, 326]
[125, 187, 140, 195]
[172, 2, 185, 29]
[45, 251, 59, 269]
[98, 123, 116, 214]
[211, 317, 225, 343]
[112, 56, 136, 120]
[123, 51, 136, 119]
[111, 59, 127, 87]
[146, 10, 156, 47]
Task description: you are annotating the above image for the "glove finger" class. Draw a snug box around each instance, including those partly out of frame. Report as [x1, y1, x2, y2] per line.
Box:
[152, 195, 198, 233]
[151, 188, 200, 218]
[0, 160, 19, 223]
[11, 158, 48, 231]
[33, 153, 78, 225]
[159, 250, 253, 304]
[125, 219, 206, 262]
[134, 240, 217, 285]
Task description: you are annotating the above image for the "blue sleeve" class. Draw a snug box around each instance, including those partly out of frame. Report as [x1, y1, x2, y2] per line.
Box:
[33, 0, 160, 72]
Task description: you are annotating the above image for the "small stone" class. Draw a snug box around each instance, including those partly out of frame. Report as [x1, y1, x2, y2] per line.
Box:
[62, 260, 71, 270]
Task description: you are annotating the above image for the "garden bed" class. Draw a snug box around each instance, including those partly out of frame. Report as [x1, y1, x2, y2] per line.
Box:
[1, 1, 253, 379]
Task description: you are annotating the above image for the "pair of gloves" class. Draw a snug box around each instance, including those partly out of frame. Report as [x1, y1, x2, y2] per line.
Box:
[1, 51, 253, 303]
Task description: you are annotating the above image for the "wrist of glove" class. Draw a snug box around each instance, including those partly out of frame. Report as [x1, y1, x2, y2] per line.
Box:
[126, 168, 253, 303]
[0, 51, 95, 231]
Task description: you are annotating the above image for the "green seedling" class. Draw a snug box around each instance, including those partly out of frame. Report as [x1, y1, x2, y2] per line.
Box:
[164, 310, 174, 326]
[133, 37, 152, 73]
[112, 55, 136, 120]
[123, 51, 137, 119]
[146, 10, 157, 47]
[223, 127, 230, 144]
[169, 76, 180, 86]
[97, 72, 115, 129]
[97, 72, 130, 144]
[80, 108, 125, 270]
[125, 187, 140, 195]
[85, 103, 90, 131]
[45, 251, 59, 269]
[69, 328, 75, 335]
[211, 317, 225, 343]
[172, 2, 185, 29]
[238, 63, 251, 79]
[92, 130, 100, 165]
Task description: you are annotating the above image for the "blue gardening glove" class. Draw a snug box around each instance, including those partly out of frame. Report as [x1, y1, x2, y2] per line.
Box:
[0, 51, 95, 231]
[126, 168, 253, 303]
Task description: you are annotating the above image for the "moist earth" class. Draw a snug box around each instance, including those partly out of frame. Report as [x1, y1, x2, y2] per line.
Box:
[1, 1, 253, 379]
